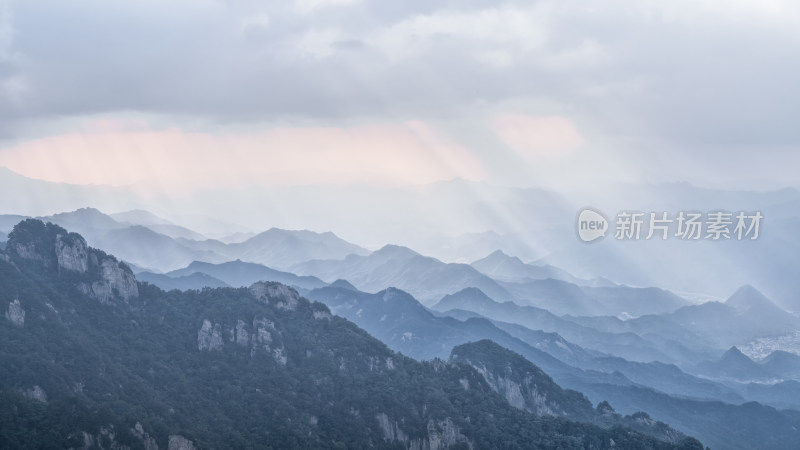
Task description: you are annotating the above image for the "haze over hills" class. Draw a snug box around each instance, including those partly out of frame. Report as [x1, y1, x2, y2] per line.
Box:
[1, 187, 799, 447]
[220, 228, 369, 270]
[0, 219, 709, 449]
[6, 166, 800, 309]
[165, 260, 327, 292]
[433, 287, 704, 365]
[110, 209, 207, 240]
[662, 286, 800, 348]
[696, 347, 776, 382]
[0, 206, 799, 447]
[761, 350, 800, 380]
[0, 207, 370, 273]
[308, 284, 742, 403]
[305, 278, 800, 449]
[471, 249, 585, 284]
[137, 271, 231, 291]
[497, 278, 689, 317]
[292, 244, 516, 305]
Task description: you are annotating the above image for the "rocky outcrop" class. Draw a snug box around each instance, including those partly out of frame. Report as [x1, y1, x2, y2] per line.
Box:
[70, 426, 124, 450]
[250, 317, 274, 356]
[233, 319, 249, 346]
[24, 385, 47, 403]
[376, 413, 473, 450]
[469, 363, 562, 416]
[5, 299, 25, 326]
[201, 316, 284, 363]
[131, 422, 159, 450]
[313, 309, 332, 320]
[6, 220, 138, 304]
[55, 233, 89, 273]
[168, 435, 196, 450]
[79, 258, 139, 304]
[451, 341, 579, 417]
[71, 422, 159, 450]
[197, 320, 223, 351]
[376, 412, 410, 443]
[426, 418, 472, 450]
[249, 282, 299, 310]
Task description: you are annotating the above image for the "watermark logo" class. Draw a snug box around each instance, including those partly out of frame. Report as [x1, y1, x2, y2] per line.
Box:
[577, 209, 763, 242]
[577, 208, 608, 242]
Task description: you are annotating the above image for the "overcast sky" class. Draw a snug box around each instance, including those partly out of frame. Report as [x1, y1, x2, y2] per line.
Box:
[1, 0, 799, 193]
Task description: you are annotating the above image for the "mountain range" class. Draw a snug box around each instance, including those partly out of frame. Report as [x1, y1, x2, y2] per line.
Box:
[1, 206, 800, 448]
[4, 166, 800, 309]
[305, 278, 800, 449]
[163, 260, 326, 292]
[0, 208, 369, 273]
[0, 219, 706, 449]
[292, 245, 516, 305]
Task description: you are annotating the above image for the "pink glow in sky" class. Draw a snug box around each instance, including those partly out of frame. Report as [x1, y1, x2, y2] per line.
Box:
[0, 120, 487, 192]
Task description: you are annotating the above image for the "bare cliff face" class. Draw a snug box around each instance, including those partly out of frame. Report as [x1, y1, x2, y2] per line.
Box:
[375, 412, 473, 450]
[55, 233, 89, 273]
[466, 361, 565, 416]
[78, 258, 139, 304]
[196, 313, 287, 365]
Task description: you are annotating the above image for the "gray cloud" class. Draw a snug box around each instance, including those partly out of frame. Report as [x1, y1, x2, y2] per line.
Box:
[1, 0, 799, 187]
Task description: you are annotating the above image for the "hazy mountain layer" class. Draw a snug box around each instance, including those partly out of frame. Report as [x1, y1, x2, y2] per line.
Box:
[292, 244, 515, 305]
[0, 219, 701, 449]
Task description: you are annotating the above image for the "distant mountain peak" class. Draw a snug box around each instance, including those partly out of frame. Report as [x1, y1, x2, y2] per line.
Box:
[329, 279, 357, 290]
[719, 346, 753, 364]
[723, 346, 745, 357]
[74, 206, 103, 214]
[381, 286, 411, 297]
[434, 287, 496, 311]
[52, 207, 110, 220]
[475, 249, 522, 264]
[45, 207, 122, 230]
[455, 286, 492, 298]
[726, 285, 781, 311]
[476, 249, 525, 265]
[373, 244, 420, 258]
